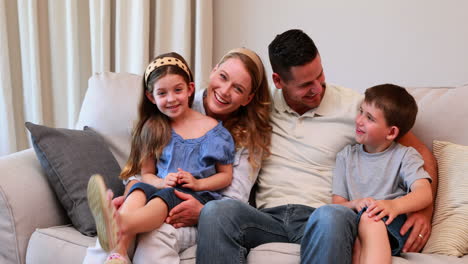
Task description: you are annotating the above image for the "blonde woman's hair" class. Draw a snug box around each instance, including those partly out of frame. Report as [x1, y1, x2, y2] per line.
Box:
[217, 51, 272, 170]
[120, 52, 194, 180]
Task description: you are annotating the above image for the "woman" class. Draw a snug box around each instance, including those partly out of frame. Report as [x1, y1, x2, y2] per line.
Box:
[83, 47, 272, 264]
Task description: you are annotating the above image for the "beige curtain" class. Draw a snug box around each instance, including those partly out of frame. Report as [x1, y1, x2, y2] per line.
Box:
[0, 0, 213, 156]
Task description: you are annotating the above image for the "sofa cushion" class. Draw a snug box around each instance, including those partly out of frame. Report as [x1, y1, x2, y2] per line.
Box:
[26, 225, 95, 264]
[25, 122, 125, 236]
[75, 72, 142, 168]
[423, 140, 468, 256]
[407, 85, 468, 152]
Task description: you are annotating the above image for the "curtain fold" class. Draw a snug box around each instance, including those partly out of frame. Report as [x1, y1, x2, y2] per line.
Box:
[0, 0, 213, 156]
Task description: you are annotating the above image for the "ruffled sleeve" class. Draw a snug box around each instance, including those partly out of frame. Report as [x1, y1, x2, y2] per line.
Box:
[200, 123, 235, 165]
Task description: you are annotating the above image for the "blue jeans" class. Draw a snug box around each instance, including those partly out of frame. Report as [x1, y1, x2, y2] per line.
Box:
[196, 200, 357, 264]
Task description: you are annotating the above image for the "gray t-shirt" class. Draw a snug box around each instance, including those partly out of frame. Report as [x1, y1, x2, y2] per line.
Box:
[332, 142, 431, 201]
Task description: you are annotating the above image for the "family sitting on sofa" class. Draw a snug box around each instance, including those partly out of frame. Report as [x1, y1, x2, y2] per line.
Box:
[83, 29, 437, 264]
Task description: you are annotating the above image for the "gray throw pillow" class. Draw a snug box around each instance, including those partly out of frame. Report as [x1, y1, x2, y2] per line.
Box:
[25, 122, 125, 236]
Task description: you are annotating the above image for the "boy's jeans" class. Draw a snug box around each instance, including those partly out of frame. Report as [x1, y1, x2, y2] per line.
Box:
[196, 200, 357, 264]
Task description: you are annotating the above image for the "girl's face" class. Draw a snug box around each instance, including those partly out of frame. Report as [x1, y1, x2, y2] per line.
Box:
[146, 73, 194, 120]
[205, 58, 255, 120]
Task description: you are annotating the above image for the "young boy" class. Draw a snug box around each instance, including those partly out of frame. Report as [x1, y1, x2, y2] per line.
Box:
[332, 84, 433, 264]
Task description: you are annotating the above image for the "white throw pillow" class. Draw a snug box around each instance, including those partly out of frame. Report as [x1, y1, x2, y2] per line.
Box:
[422, 140, 468, 256]
[76, 72, 142, 168]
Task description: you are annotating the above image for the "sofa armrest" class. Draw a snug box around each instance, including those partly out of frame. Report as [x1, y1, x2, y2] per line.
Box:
[0, 148, 69, 264]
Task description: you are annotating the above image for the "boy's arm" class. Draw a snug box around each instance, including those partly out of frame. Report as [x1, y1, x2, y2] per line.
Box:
[393, 179, 433, 214]
[332, 195, 376, 212]
[368, 179, 433, 221]
[332, 195, 350, 206]
[398, 132, 438, 252]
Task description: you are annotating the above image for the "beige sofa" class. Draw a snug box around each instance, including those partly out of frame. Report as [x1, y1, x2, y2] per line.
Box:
[1, 72, 467, 264]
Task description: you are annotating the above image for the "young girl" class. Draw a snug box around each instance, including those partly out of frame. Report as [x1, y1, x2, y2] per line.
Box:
[87, 52, 235, 264]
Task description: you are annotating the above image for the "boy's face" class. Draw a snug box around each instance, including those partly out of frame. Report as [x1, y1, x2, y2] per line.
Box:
[355, 101, 397, 153]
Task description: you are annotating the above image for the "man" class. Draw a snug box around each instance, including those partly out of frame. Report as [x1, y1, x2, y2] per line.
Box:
[195, 29, 437, 263]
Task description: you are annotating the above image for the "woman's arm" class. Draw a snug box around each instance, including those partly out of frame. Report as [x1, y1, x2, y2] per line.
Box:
[221, 148, 259, 203]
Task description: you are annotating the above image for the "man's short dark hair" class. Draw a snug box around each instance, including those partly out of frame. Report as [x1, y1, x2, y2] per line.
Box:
[364, 84, 418, 141]
[268, 29, 318, 81]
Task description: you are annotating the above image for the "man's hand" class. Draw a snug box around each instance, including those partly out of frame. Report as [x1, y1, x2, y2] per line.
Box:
[166, 190, 203, 228]
[400, 210, 432, 253]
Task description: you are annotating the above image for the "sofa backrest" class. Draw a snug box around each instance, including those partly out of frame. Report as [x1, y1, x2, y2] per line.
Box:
[76, 72, 468, 168]
[407, 85, 468, 151]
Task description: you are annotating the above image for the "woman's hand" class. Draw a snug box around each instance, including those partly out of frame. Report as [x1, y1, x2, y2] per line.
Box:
[166, 190, 203, 228]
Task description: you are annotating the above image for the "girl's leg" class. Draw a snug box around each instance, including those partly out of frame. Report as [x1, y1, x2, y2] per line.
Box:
[352, 237, 361, 264]
[118, 197, 169, 235]
[358, 213, 391, 264]
[111, 189, 148, 257]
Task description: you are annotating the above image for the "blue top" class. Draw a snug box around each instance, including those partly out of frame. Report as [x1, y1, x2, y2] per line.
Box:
[156, 121, 235, 199]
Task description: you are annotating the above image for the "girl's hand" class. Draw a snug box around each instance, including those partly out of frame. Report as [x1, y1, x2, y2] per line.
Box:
[354, 197, 376, 212]
[366, 199, 399, 225]
[163, 172, 179, 188]
[176, 168, 199, 191]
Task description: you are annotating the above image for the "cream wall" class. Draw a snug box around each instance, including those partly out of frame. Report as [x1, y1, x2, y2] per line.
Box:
[213, 0, 468, 92]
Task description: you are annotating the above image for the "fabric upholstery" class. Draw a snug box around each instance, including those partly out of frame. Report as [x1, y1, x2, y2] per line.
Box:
[0, 148, 69, 264]
[26, 122, 124, 236]
[2, 73, 467, 263]
[26, 226, 96, 264]
[407, 85, 468, 151]
[75, 72, 142, 168]
[423, 140, 468, 256]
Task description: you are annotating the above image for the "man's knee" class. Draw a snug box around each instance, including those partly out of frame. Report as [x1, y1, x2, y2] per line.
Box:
[308, 204, 356, 229]
[200, 199, 245, 224]
[313, 204, 354, 218]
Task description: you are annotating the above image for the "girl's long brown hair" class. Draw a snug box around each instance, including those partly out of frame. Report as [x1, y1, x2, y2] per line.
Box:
[217, 52, 272, 170]
[120, 52, 194, 180]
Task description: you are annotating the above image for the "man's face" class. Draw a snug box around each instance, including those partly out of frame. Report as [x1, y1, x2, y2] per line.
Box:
[273, 55, 326, 115]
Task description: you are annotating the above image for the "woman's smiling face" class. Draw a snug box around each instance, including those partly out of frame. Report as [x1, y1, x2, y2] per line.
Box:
[204, 57, 254, 120]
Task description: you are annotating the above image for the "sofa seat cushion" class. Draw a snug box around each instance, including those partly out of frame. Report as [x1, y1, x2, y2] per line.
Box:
[178, 243, 467, 264]
[26, 225, 95, 264]
[247, 243, 300, 263]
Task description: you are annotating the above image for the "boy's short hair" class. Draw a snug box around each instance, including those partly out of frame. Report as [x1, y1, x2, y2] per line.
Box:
[364, 84, 418, 141]
[268, 29, 318, 82]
